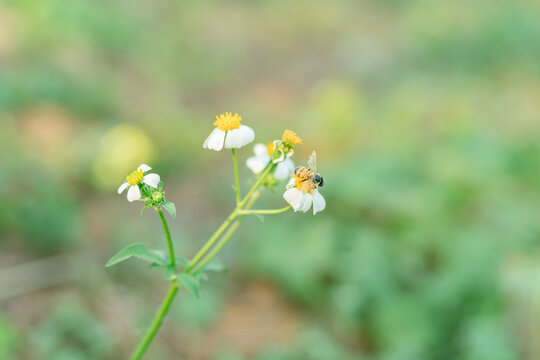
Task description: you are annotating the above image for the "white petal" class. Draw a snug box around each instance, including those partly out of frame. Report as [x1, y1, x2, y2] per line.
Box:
[224, 125, 255, 149]
[117, 182, 129, 194]
[203, 128, 226, 151]
[274, 159, 294, 180]
[312, 191, 326, 215]
[224, 129, 242, 148]
[127, 185, 142, 202]
[283, 188, 303, 211]
[253, 143, 268, 157]
[286, 177, 295, 190]
[246, 155, 269, 175]
[298, 193, 313, 212]
[138, 164, 152, 172]
[142, 173, 160, 188]
[284, 158, 295, 171]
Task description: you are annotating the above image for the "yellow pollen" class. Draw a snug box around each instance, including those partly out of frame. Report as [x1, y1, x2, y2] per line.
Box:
[294, 174, 315, 194]
[214, 112, 242, 131]
[127, 169, 144, 186]
[282, 129, 302, 146]
[266, 142, 275, 157]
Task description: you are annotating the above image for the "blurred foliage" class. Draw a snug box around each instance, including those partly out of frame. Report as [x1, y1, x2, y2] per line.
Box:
[27, 297, 112, 360]
[1, 0, 540, 359]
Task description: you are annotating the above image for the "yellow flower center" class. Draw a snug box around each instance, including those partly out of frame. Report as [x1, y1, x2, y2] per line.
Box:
[214, 112, 242, 131]
[266, 142, 275, 156]
[127, 169, 144, 186]
[282, 129, 302, 147]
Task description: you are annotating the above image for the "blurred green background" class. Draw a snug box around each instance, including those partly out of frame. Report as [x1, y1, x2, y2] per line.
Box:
[1, 0, 540, 359]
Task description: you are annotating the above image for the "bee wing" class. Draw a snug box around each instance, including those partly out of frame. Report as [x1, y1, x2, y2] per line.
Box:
[308, 151, 318, 173]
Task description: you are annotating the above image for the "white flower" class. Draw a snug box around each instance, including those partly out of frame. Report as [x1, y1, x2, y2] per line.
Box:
[203, 112, 254, 151]
[246, 143, 295, 180]
[283, 178, 326, 215]
[117, 164, 161, 202]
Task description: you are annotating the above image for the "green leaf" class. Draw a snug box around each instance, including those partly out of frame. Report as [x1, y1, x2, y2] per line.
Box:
[174, 256, 190, 268]
[162, 202, 176, 218]
[196, 272, 209, 281]
[255, 214, 265, 222]
[178, 273, 200, 298]
[106, 243, 168, 267]
[199, 259, 226, 273]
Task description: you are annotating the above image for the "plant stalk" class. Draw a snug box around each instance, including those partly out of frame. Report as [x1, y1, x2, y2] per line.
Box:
[232, 148, 241, 204]
[129, 281, 179, 360]
[185, 163, 275, 272]
[237, 206, 292, 215]
[157, 208, 175, 268]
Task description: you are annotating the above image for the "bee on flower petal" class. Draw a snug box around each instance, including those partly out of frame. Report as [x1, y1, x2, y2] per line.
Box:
[283, 151, 326, 215]
[118, 164, 161, 202]
[294, 151, 324, 194]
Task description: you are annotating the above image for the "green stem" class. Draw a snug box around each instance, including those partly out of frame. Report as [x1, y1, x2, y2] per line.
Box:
[193, 192, 261, 274]
[238, 163, 275, 208]
[193, 219, 241, 274]
[232, 148, 241, 204]
[129, 281, 179, 360]
[237, 206, 292, 215]
[157, 208, 175, 268]
[185, 163, 275, 273]
[184, 209, 239, 273]
[129, 164, 274, 358]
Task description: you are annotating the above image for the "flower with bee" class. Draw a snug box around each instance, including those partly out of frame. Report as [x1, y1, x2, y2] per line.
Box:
[283, 151, 326, 214]
[203, 112, 255, 151]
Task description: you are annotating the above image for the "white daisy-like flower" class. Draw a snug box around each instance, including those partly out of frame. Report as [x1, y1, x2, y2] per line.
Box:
[246, 143, 295, 180]
[283, 178, 326, 214]
[282, 151, 325, 215]
[203, 112, 255, 151]
[117, 164, 161, 202]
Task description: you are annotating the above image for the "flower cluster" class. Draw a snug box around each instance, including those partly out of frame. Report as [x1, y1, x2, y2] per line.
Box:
[119, 113, 326, 215]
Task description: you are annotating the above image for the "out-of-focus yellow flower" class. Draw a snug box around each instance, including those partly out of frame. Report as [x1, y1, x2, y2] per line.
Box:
[282, 129, 303, 147]
[93, 124, 154, 189]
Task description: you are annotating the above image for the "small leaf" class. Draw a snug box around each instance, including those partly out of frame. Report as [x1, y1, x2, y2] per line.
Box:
[196, 272, 209, 281]
[174, 256, 190, 268]
[140, 205, 148, 216]
[255, 214, 265, 222]
[106, 243, 168, 267]
[162, 202, 176, 218]
[178, 273, 200, 298]
[200, 259, 226, 273]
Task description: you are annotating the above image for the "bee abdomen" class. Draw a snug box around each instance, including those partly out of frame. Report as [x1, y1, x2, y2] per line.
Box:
[294, 166, 310, 179]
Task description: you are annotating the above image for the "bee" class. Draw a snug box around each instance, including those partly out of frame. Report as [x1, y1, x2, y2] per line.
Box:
[294, 151, 324, 193]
